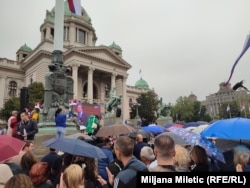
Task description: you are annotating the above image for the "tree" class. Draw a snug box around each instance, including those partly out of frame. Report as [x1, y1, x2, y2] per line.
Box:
[130, 90, 159, 125]
[0, 97, 20, 121]
[171, 96, 194, 122]
[219, 101, 239, 119]
[28, 82, 44, 109]
[171, 97, 212, 122]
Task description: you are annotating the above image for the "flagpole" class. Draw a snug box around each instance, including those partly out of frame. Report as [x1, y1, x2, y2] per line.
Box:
[52, 0, 64, 65]
[54, 0, 64, 51]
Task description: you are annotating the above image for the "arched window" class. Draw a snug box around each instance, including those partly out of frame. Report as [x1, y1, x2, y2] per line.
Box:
[8, 81, 17, 97]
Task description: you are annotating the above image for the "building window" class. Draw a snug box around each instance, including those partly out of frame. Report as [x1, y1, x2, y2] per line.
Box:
[79, 29, 85, 44]
[8, 81, 17, 97]
[64, 26, 69, 41]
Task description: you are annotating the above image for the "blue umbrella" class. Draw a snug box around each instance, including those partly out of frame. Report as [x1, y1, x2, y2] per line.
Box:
[141, 125, 165, 134]
[42, 137, 106, 159]
[183, 122, 201, 128]
[201, 117, 250, 140]
[167, 127, 225, 163]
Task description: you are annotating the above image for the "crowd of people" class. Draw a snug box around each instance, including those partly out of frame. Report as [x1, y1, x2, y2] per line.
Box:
[6, 109, 39, 141]
[1, 108, 250, 188]
[1, 129, 250, 188]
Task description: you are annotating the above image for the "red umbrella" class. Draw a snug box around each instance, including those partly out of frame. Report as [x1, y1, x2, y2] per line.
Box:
[170, 123, 184, 128]
[0, 135, 25, 162]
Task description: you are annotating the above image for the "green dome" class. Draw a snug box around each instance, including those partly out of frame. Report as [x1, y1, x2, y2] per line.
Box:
[135, 78, 149, 89]
[47, 0, 91, 23]
[109, 42, 122, 51]
[19, 43, 32, 52]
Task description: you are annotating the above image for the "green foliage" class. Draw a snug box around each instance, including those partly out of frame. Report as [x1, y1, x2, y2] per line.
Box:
[171, 96, 194, 122]
[130, 90, 159, 125]
[171, 97, 212, 122]
[219, 101, 239, 119]
[0, 97, 20, 121]
[28, 82, 44, 109]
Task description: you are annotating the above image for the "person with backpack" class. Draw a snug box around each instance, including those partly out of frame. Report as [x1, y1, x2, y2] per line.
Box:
[97, 136, 148, 188]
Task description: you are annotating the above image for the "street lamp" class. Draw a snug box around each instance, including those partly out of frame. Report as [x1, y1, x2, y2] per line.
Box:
[134, 103, 141, 119]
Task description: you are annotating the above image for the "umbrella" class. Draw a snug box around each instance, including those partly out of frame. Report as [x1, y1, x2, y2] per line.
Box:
[141, 125, 165, 134]
[183, 121, 202, 128]
[95, 124, 136, 137]
[0, 135, 25, 162]
[42, 137, 106, 159]
[167, 127, 225, 163]
[213, 139, 250, 152]
[65, 133, 94, 142]
[201, 117, 250, 140]
[128, 129, 153, 139]
[157, 131, 189, 146]
[169, 123, 184, 128]
[186, 124, 209, 134]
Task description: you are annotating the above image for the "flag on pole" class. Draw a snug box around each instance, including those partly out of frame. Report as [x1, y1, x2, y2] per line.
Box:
[226, 104, 230, 112]
[224, 34, 250, 86]
[68, 0, 81, 16]
[139, 69, 141, 74]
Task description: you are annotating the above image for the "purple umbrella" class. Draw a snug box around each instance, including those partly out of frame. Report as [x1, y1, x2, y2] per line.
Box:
[167, 127, 225, 163]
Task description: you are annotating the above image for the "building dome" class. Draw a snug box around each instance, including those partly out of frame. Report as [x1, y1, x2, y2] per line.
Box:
[19, 43, 32, 52]
[188, 92, 197, 101]
[135, 78, 149, 89]
[109, 42, 122, 51]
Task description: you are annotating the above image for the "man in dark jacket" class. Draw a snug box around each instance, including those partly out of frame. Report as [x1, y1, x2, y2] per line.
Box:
[16, 111, 38, 140]
[97, 136, 148, 188]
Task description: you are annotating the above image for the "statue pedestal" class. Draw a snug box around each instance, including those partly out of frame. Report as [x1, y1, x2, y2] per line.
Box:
[103, 115, 123, 126]
[37, 120, 78, 135]
[157, 116, 173, 126]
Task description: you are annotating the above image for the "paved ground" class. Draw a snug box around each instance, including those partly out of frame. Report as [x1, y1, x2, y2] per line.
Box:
[33, 126, 79, 160]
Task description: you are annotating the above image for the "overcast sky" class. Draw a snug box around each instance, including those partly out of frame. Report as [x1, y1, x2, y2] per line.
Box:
[1, 0, 250, 104]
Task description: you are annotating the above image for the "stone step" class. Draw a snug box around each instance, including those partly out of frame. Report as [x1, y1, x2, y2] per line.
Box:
[33, 126, 79, 160]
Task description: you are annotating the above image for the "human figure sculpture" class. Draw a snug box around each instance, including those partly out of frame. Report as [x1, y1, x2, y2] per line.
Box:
[106, 87, 122, 113]
[157, 98, 171, 119]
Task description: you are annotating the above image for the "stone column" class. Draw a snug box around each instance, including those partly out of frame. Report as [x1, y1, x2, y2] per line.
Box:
[87, 67, 94, 104]
[71, 63, 80, 99]
[111, 73, 116, 93]
[45, 27, 50, 40]
[122, 76, 128, 121]
[69, 23, 76, 46]
[0, 76, 6, 109]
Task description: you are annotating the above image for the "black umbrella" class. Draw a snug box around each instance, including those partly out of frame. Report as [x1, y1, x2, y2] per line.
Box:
[42, 137, 106, 159]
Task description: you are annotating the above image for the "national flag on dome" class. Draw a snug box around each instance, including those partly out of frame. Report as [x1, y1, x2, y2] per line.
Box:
[68, 0, 81, 16]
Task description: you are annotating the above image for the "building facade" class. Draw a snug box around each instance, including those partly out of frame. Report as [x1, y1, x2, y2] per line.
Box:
[0, 1, 151, 121]
[203, 82, 250, 117]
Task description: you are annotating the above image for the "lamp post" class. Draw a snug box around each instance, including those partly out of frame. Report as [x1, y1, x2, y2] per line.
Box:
[135, 103, 140, 119]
